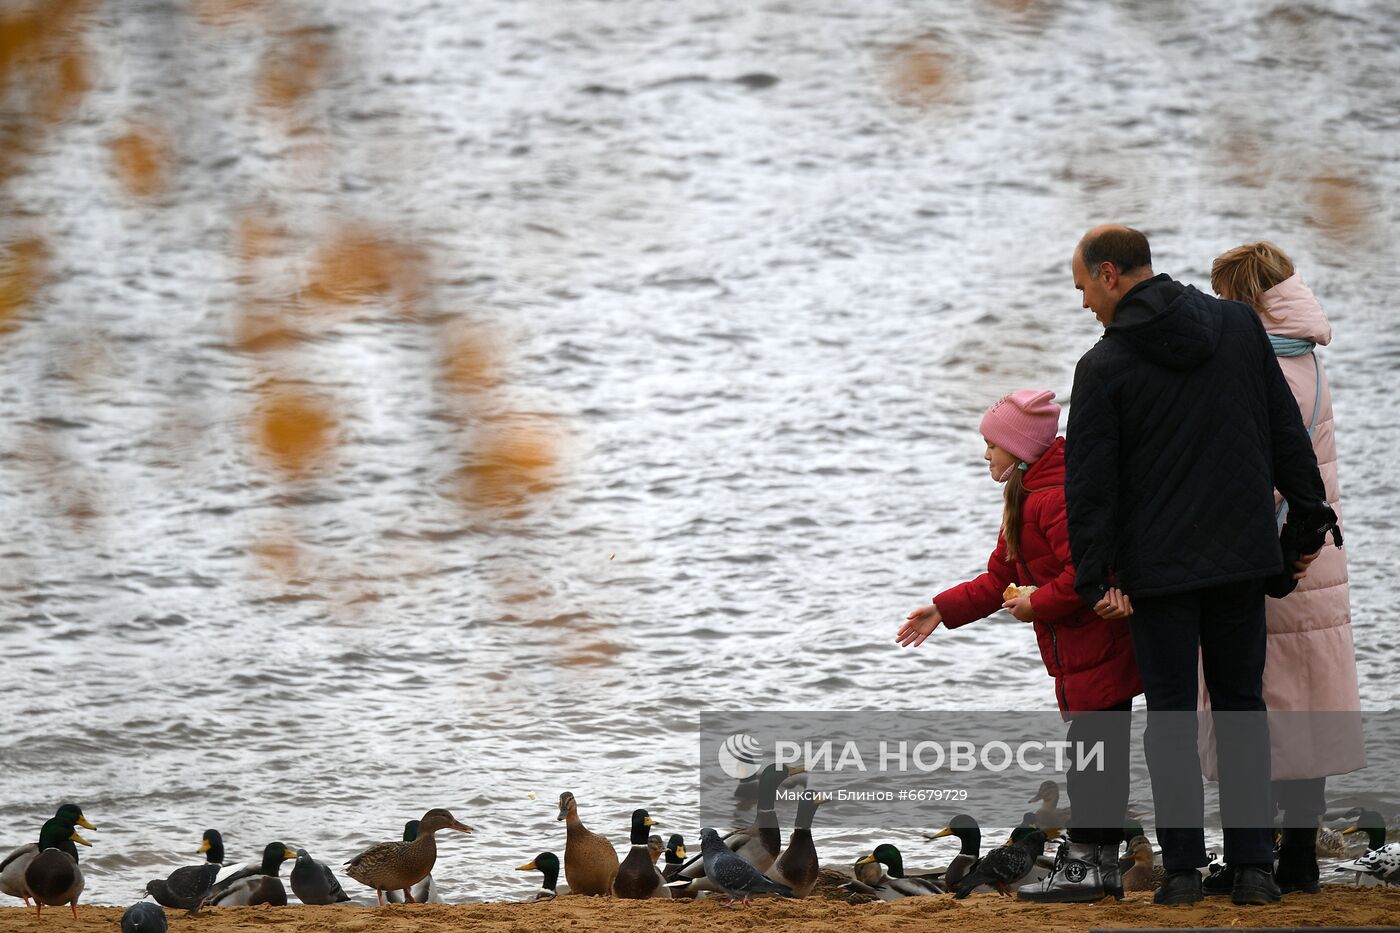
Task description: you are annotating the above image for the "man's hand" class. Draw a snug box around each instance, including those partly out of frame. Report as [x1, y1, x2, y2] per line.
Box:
[1293, 548, 1321, 580]
[897, 604, 943, 648]
[1093, 587, 1134, 620]
[1001, 595, 1035, 622]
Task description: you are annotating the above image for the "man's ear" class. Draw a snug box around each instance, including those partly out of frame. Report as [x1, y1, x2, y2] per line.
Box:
[1099, 262, 1118, 290]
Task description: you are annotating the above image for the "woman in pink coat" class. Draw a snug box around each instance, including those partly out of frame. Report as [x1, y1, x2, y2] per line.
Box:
[1200, 242, 1364, 895]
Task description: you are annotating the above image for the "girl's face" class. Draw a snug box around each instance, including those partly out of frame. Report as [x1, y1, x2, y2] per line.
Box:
[984, 438, 1018, 482]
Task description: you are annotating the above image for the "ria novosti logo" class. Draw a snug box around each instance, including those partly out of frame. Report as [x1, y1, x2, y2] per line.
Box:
[716, 733, 764, 779]
[715, 734, 1106, 775]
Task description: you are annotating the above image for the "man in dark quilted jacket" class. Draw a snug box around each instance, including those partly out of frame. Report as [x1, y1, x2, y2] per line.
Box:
[1063, 225, 1328, 907]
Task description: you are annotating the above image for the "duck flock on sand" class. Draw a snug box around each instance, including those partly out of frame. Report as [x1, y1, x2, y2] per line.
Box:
[2, 768, 1394, 928]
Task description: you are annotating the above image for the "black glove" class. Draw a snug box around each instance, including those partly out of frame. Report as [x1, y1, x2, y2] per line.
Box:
[1264, 503, 1343, 599]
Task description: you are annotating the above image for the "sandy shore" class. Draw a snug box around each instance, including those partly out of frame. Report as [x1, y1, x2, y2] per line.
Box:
[8, 888, 1397, 933]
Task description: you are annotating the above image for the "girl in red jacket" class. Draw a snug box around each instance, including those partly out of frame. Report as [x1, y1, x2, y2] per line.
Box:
[895, 389, 1143, 903]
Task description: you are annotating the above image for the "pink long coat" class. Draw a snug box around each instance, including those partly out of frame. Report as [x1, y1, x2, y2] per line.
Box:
[1200, 273, 1365, 781]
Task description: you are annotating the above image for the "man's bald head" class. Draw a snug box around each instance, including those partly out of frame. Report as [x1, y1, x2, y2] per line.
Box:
[1071, 225, 1155, 327]
[1076, 225, 1153, 281]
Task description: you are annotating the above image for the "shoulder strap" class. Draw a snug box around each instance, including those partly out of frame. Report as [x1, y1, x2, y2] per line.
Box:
[1276, 352, 1325, 531]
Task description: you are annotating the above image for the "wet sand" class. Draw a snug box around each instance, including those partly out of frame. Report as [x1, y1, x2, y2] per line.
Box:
[9, 888, 1397, 933]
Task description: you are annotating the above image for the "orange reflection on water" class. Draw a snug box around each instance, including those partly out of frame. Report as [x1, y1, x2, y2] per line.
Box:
[110, 123, 171, 199]
[457, 420, 561, 509]
[193, 0, 263, 27]
[1306, 173, 1374, 245]
[440, 324, 503, 393]
[250, 535, 301, 581]
[889, 39, 953, 107]
[251, 382, 339, 477]
[0, 236, 48, 333]
[258, 29, 328, 110]
[304, 225, 424, 310]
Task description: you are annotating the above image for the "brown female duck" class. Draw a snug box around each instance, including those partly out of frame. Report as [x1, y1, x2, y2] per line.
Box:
[344, 808, 473, 904]
[557, 792, 618, 896]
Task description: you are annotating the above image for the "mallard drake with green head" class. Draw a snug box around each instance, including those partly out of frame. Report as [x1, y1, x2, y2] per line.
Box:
[24, 811, 93, 919]
[204, 841, 295, 905]
[612, 809, 669, 899]
[2, 804, 94, 907]
[517, 851, 567, 899]
[144, 829, 224, 910]
[1334, 810, 1394, 886]
[853, 843, 943, 899]
[345, 808, 472, 905]
[557, 792, 618, 896]
[661, 834, 687, 882]
[202, 842, 296, 907]
[926, 814, 981, 888]
[764, 793, 824, 897]
[385, 820, 443, 903]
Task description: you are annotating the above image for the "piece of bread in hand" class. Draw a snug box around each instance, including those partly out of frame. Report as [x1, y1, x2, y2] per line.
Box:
[1003, 584, 1037, 601]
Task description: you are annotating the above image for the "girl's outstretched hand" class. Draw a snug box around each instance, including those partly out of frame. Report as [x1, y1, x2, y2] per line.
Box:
[897, 604, 942, 647]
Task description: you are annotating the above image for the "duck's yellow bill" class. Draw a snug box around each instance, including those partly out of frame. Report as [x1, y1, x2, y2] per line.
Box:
[854, 854, 876, 866]
[198, 839, 211, 854]
[76, 817, 96, 831]
[675, 846, 686, 860]
[517, 860, 537, 871]
[70, 831, 91, 847]
[283, 848, 297, 860]
[643, 817, 655, 827]
[931, 826, 953, 839]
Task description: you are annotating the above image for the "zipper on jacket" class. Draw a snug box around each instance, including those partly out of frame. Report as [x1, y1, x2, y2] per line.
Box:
[1020, 558, 1069, 712]
[1048, 622, 1068, 711]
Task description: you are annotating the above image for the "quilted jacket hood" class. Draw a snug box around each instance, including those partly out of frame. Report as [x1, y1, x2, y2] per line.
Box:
[1108, 275, 1222, 370]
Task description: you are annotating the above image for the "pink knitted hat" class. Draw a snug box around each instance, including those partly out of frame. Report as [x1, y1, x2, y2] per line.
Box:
[979, 390, 1060, 463]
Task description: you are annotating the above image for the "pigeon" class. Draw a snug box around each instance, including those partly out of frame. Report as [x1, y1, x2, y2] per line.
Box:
[121, 901, 168, 933]
[289, 848, 351, 905]
[145, 830, 224, 911]
[952, 827, 1050, 898]
[145, 862, 219, 911]
[681, 827, 794, 907]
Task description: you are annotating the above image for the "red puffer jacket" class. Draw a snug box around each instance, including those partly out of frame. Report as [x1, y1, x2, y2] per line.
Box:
[931, 437, 1142, 718]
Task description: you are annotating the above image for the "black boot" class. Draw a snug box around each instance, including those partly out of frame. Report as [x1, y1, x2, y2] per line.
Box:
[1154, 869, 1203, 905]
[1017, 842, 1108, 903]
[1232, 864, 1282, 906]
[1274, 828, 1321, 895]
[1098, 841, 1124, 900]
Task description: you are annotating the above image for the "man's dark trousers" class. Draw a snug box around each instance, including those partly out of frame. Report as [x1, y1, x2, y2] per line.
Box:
[1128, 578, 1273, 872]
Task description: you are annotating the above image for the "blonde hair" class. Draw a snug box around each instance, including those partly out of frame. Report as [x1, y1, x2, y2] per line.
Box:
[1211, 241, 1295, 320]
[1001, 467, 1029, 562]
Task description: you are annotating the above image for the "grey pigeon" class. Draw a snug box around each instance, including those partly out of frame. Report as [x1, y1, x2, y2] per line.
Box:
[289, 848, 351, 905]
[694, 827, 794, 906]
[121, 901, 168, 933]
[145, 863, 219, 911]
